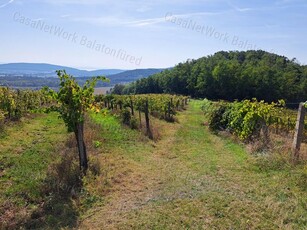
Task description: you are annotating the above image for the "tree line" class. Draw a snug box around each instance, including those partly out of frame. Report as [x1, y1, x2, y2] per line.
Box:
[121, 50, 307, 103]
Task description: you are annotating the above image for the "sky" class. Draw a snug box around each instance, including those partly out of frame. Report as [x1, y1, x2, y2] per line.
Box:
[0, 0, 306, 70]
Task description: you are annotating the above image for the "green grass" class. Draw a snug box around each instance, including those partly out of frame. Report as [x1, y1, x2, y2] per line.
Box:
[89, 110, 153, 164]
[0, 113, 71, 229]
[0, 113, 67, 205]
[81, 100, 307, 229]
[0, 102, 306, 229]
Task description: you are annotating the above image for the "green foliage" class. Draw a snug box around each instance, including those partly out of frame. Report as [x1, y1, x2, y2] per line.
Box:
[43, 70, 109, 172]
[0, 109, 4, 120]
[224, 99, 285, 139]
[120, 108, 131, 125]
[208, 103, 229, 132]
[201, 98, 216, 118]
[111, 84, 125, 95]
[123, 50, 307, 102]
[95, 94, 188, 122]
[46, 70, 108, 132]
[0, 87, 51, 121]
[202, 99, 288, 140]
[93, 140, 102, 148]
[129, 117, 138, 129]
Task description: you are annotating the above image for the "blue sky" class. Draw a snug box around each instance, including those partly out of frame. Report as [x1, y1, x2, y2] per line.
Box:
[0, 0, 306, 69]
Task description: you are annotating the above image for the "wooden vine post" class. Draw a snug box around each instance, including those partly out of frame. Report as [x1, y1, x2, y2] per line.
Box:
[292, 102, 306, 161]
[144, 99, 153, 139]
[130, 97, 134, 116]
[167, 101, 171, 120]
[138, 109, 142, 128]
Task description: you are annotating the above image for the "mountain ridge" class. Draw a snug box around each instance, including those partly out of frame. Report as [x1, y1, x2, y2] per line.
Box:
[0, 63, 166, 87]
[0, 63, 125, 76]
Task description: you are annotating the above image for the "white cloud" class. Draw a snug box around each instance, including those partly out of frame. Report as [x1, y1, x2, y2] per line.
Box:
[136, 5, 151, 13]
[227, 1, 254, 12]
[35, 0, 110, 5]
[60, 14, 71, 18]
[70, 11, 223, 28]
[0, 0, 15, 8]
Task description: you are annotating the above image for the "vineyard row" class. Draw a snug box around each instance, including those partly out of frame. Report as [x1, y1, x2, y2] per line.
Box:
[94, 94, 189, 139]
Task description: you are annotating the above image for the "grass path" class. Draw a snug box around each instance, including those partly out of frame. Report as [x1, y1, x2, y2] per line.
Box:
[0, 101, 305, 229]
[81, 101, 307, 229]
[0, 113, 66, 205]
[0, 113, 71, 228]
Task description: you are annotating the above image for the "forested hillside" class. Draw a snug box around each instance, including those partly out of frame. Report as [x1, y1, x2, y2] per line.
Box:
[123, 50, 307, 103]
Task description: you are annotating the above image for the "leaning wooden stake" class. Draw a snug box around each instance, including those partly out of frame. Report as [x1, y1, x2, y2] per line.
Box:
[138, 110, 142, 128]
[75, 122, 88, 174]
[130, 98, 134, 116]
[144, 99, 153, 140]
[292, 102, 306, 162]
[167, 101, 171, 120]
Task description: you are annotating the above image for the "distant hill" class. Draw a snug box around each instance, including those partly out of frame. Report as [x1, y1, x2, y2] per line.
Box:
[107, 68, 165, 84]
[0, 63, 125, 76]
[0, 63, 165, 88]
[123, 50, 307, 103]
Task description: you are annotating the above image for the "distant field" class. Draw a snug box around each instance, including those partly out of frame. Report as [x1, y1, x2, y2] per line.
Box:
[94, 87, 112, 95]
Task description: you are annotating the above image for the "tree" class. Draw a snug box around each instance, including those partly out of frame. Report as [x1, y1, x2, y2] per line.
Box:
[47, 70, 108, 173]
[111, 84, 125, 95]
[122, 50, 307, 103]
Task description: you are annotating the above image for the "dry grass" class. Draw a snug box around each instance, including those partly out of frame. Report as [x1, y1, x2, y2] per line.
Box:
[245, 130, 307, 163]
[80, 111, 179, 229]
[0, 113, 69, 229]
[0, 112, 106, 229]
[20, 115, 108, 229]
[80, 100, 307, 229]
[1, 102, 306, 229]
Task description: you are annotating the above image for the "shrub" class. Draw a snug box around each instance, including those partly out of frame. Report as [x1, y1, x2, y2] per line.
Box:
[0, 110, 5, 133]
[129, 117, 138, 129]
[201, 98, 215, 117]
[208, 103, 228, 131]
[93, 140, 102, 148]
[204, 99, 286, 141]
[120, 108, 131, 126]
